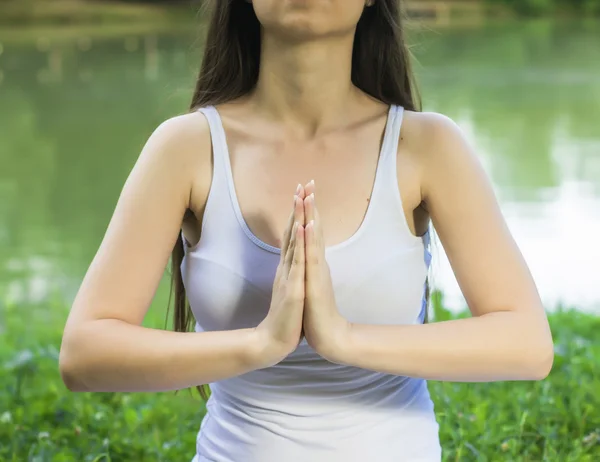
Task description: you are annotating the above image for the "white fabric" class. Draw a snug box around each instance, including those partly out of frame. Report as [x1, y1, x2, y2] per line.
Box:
[181, 105, 440, 462]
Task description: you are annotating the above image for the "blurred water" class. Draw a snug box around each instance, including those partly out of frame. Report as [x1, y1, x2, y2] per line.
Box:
[0, 20, 599, 314]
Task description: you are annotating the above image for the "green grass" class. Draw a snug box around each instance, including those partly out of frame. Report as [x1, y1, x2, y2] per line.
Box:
[1, 296, 599, 461]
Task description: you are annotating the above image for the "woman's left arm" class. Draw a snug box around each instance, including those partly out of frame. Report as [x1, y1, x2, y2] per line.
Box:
[304, 113, 554, 382]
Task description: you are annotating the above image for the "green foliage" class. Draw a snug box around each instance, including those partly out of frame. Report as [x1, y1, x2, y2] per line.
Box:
[1, 299, 599, 461]
[0, 301, 201, 461]
[0, 0, 193, 27]
[509, 0, 555, 16]
[487, 0, 600, 16]
[430, 307, 600, 460]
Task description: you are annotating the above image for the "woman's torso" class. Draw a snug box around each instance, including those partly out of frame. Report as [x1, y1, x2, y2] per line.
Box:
[181, 101, 441, 462]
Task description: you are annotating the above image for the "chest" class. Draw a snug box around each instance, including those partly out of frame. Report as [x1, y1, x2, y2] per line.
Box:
[182, 105, 430, 333]
[224, 123, 386, 249]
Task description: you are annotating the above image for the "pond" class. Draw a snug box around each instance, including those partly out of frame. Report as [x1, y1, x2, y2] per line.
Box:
[0, 19, 599, 317]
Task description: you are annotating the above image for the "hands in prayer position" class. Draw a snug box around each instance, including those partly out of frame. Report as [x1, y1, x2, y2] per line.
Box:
[255, 181, 351, 366]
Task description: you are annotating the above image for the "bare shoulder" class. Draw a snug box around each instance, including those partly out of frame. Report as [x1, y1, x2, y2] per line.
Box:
[399, 110, 482, 204]
[144, 111, 213, 213]
[144, 111, 212, 170]
[400, 110, 471, 162]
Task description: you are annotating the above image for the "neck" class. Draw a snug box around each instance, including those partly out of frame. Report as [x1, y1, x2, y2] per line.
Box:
[251, 32, 360, 136]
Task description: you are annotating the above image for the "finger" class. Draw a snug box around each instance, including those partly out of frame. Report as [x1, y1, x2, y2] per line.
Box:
[287, 195, 303, 243]
[304, 193, 315, 225]
[296, 189, 305, 228]
[280, 195, 299, 262]
[305, 220, 319, 277]
[304, 179, 315, 197]
[313, 201, 324, 251]
[296, 183, 307, 201]
[283, 221, 298, 273]
[288, 224, 305, 281]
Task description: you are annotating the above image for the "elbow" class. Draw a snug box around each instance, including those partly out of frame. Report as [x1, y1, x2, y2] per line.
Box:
[532, 346, 554, 381]
[59, 332, 91, 392]
[509, 312, 554, 381]
[524, 337, 554, 381]
[59, 360, 84, 392]
[59, 357, 88, 392]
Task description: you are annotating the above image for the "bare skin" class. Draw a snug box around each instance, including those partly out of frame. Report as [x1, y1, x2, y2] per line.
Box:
[60, 0, 553, 393]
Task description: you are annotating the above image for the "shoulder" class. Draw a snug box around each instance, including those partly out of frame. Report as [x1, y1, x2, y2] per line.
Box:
[137, 111, 213, 190]
[145, 111, 212, 165]
[399, 110, 470, 160]
[127, 111, 214, 215]
[399, 110, 484, 203]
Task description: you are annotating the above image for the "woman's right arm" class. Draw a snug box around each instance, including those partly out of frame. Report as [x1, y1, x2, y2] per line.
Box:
[59, 114, 283, 393]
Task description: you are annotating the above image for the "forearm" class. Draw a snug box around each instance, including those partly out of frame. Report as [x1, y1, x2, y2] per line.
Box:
[60, 319, 263, 392]
[340, 311, 554, 382]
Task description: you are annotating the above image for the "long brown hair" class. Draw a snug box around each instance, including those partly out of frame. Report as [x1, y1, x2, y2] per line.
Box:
[168, 0, 423, 399]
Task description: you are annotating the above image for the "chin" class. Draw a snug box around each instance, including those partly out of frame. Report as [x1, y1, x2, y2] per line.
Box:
[254, 0, 364, 41]
[271, 15, 357, 41]
[278, 17, 328, 39]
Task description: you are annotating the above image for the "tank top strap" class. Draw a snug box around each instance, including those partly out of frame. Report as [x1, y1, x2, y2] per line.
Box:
[392, 105, 405, 146]
[197, 106, 229, 178]
[366, 104, 421, 248]
[184, 105, 242, 253]
[373, 104, 404, 194]
[382, 105, 404, 161]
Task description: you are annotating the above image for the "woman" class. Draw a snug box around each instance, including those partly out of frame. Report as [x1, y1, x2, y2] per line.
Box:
[59, 1, 554, 461]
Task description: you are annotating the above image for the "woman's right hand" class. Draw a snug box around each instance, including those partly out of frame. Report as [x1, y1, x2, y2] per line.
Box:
[254, 186, 306, 368]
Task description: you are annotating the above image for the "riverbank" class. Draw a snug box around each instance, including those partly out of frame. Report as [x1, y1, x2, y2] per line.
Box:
[0, 0, 198, 42]
[1, 0, 597, 33]
[0, 1, 484, 45]
[0, 0, 488, 40]
[1, 299, 598, 460]
[0, 0, 192, 26]
[0, 0, 485, 26]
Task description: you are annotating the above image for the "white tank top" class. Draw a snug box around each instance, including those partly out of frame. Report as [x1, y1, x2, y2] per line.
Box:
[181, 105, 441, 462]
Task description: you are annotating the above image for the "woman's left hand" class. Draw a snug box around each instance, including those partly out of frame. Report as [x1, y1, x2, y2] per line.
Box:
[302, 181, 352, 363]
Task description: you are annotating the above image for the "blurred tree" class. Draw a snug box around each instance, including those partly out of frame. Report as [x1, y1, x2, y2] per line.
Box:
[485, 0, 600, 15]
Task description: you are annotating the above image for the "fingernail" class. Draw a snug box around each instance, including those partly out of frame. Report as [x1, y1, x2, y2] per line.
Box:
[310, 193, 315, 202]
[310, 179, 315, 185]
[296, 184, 302, 194]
